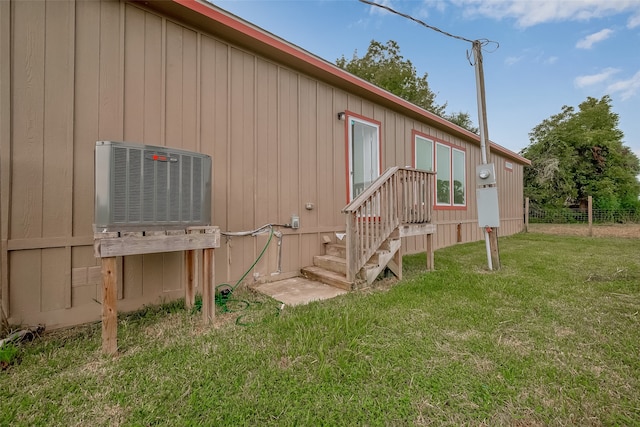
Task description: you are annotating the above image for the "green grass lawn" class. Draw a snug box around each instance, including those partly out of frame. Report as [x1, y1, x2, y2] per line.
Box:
[2, 232, 639, 426]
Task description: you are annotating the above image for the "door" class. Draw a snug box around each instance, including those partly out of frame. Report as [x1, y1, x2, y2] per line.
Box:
[348, 116, 380, 202]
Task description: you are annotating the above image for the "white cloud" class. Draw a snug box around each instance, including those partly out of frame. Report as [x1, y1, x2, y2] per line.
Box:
[628, 13, 640, 28]
[574, 67, 620, 88]
[576, 28, 613, 49]
[367, 0, 395, 16]
[448, 0, 640, 28]
[504, 55, 523, 66]
[420, 0, 446, 14]
[505, 48, 556, 66]
[607, 70, 640, 100]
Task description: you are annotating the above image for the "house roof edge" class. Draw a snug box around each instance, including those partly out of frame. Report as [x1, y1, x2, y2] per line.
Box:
[141, 0, 530, 166]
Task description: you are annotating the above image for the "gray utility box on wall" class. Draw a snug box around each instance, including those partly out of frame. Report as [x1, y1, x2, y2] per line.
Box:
[95, 141, 212, 232]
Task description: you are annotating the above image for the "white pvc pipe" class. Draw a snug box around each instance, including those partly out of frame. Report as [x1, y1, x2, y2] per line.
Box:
[484, 229, 493, 271]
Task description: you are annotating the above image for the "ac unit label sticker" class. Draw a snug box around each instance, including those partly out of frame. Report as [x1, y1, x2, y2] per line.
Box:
[145, 153, 178, 162]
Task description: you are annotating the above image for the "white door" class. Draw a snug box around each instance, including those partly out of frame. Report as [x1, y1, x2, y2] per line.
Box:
[348, 117, 380, 201]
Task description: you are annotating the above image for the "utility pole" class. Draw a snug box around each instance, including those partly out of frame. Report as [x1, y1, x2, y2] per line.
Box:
[358, 0, 501, 270]
[472, 40, 501, 270]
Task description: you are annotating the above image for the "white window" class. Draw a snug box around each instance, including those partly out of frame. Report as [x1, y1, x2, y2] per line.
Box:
[436, 143, 451, 205]
[452, 149, 466, 205]
[435, 142, 466, 208]
[414, 135, 434, 172]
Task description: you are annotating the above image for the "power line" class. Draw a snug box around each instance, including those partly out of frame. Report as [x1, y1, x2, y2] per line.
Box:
[358, 0, 499, 58]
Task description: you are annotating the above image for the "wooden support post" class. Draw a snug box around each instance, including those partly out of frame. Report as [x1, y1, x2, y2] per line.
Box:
[488, 228, 500, 270]
[202, 248, 215, 323]
[426, 233, 434, 271]
[390, 244, 403, 281]
[345, 213, 357, 283]
[524, 197, 529, 233]
[95, 227, 220, 348]
[0, 303, 8, 337]
[185, 250, 195, 309]
[588, 196, 593, 237]
[101, 257, 118, 355]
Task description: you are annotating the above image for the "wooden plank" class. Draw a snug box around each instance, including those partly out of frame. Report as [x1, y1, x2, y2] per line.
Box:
[345, 213, 357, 282]
[144, 12, 162, 144]
[202, 248, 214, 323]
[184, 250, 195, 308]
[9, 250, 42, 322]
[11, 0, 45, 240]
[101, 257, 118, 355]
[343, 167, 399, 213]
[46, 1, 75, 309]
[95, 231, 220, 257]
[140, 252, 163, 297]
[255, 59, 278, 236]
[162, 252, 182, 292]
[228, 50, 255, 279]
[41, 248, 67, 312]
[426, 233, 434, 271]
[195, 32, 201, 154]
[0, 0, 11, 317]
[72, 267, 88, 288]
[98, 0, 123, 140]
[123, 4, 145, 141]
[117, 257, 124, 300]
[489, 228, 501, 270]
[398, 223, 437, 238]
[165, 20, 183, 147]
[72, 0, 100, 236]
[390, 241, 402, 281]
[7, 235, 94, 251]
[299, 77, 318, 232]
[182, 27, 197, 152]
[123, 254, 143, 299]
[43, 0, 74, 238]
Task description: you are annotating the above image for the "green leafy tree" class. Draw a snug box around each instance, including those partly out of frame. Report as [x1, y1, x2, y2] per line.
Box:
[336, 40, 478, 134]
[444, 111, 479, 134]
[521, 95, 640, 209]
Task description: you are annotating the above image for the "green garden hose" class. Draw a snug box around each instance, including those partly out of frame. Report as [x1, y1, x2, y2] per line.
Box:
[215, 224, 275, 316]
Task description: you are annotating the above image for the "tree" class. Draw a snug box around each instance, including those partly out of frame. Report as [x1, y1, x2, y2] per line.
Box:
[336, 40, 478, 134]
[443, 111, 479, 134]
[521, 96, 640, 209]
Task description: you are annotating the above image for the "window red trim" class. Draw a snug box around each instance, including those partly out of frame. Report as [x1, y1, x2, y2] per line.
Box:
[433, 139, 467, 211]
[411, 129, 434, 171]
[411, 131, 468, 210]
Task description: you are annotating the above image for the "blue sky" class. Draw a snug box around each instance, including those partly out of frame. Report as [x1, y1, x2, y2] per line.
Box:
[212, 0, 640, 159]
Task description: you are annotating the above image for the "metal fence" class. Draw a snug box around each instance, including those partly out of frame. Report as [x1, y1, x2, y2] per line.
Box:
[523, 194, 640, 225]
[528, 207, 640, 224]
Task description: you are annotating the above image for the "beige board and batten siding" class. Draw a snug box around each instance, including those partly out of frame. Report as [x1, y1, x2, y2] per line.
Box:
[1, 0, 528, 329]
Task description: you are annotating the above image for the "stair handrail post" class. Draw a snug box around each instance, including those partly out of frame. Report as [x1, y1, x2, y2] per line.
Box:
[345, 210, 357, 283]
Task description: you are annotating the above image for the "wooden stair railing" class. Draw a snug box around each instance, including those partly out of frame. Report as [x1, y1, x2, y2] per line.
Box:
[342, 167, 435, 282]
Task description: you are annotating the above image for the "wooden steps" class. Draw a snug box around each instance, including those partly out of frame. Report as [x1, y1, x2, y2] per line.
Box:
[325, 243, 346, 258]
[299, 207, 435, 291]
[300, 265, 354, 291]
[301, 242, 355, 291]
[300, 236, 401, 291]
[313, 254, 347, 275]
